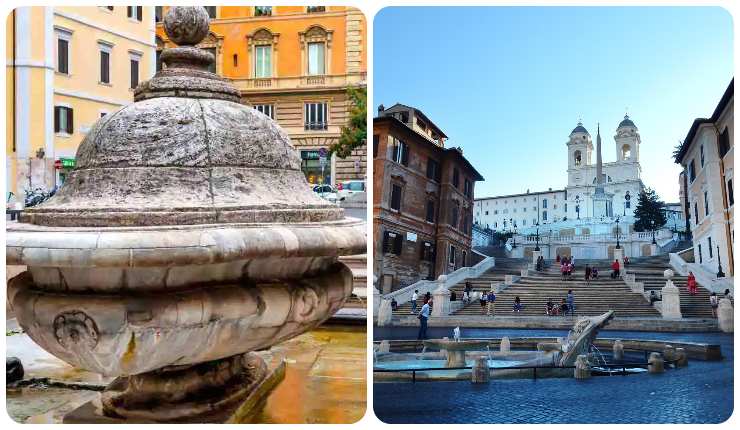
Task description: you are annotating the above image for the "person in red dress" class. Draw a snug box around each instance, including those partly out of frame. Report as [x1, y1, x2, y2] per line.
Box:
[687, 271, 698, 295]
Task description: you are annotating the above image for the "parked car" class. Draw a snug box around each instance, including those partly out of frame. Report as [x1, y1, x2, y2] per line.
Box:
[336, 180, 365, 201]
[312, 184, 338, 203]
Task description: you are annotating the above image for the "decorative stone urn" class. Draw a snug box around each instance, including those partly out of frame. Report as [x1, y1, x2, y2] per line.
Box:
[6, 6, 365, 423]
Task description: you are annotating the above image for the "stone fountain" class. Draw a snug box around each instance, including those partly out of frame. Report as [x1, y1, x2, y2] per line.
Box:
[6, 6, 365, 423]
[423, 339, 490, 368]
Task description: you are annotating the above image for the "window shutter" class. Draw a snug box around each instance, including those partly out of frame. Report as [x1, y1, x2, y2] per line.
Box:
[127, 6, 133, 18]
[130, 59, 139, 89]
[393, 234, 403, 255]
[136, 6, 143, 21]
[54, 106, 60, 133]
[66, 107, 74, 134]
[382, 232, 390, 253]
[392, 144, 399, 163]
[401, 144, 409, 166]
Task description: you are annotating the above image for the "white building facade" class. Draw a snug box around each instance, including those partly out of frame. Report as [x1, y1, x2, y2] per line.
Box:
[474, 189, 566, 232]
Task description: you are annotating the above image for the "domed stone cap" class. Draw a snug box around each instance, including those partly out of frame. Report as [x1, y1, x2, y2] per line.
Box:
[618, 114, 636, 129]
[570, 121, 589, 136]
[20, 6, 342, 227]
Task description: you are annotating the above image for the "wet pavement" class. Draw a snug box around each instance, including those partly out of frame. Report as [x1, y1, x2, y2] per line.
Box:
[6, 320, 366, 424]
[374, 328, 733, 424]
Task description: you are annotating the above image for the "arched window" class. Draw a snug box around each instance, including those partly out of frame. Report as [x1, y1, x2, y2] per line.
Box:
[573, 150, 582, 166]
[247, 28, 279, 79]
[300, 25, 333, 76]
[622, 144, 631, 159]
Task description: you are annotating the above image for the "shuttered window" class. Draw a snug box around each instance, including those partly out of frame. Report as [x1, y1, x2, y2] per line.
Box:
[54, 106, 74, 134]
[426, 200, 435, 222]
[382, 231, 403, 255]
[130, 58, 139, 89]
[127, 6, 143, 21]
[100, 50, 110, 84]
[57, 38, 69, 74]
[390, 184, 402, 211]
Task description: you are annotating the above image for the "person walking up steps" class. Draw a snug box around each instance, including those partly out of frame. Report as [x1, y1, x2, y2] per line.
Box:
[487, 290, 496, 316]
[585, 265, 592, 285]
[686, 272, 697, 296]
[567, 289, 575, 316]
[710, 292, 719, 318]
[411, 290, 419, 313]
[611, 259, 621, 279]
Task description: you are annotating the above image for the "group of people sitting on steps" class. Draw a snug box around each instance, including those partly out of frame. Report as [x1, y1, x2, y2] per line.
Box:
[557, 255, 575, 280]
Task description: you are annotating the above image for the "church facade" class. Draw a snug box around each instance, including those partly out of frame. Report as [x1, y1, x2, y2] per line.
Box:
[474, 115, 645, 233]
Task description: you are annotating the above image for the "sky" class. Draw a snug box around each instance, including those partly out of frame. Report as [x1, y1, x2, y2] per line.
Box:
[373, 6, 733, 203]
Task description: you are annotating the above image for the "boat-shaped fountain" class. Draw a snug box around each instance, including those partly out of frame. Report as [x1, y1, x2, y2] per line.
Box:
[6, 6, 365, 423]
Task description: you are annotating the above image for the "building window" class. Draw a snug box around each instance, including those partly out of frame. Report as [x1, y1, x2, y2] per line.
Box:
[390, 184, 402, 211]
[253, 104, 274, 119]
[127, 6, 143, 21]
[688, 159, 696, 182]
[728, 179, 734, 206]
[307, 6, 326, 13]
[373, 135, 379, 159]
[700, 144, 705, 168]
[254, 6, 272, 16]
[718, 127, 730, 158]
[54, 106, 74, 134]
[542, 199, 548, 209]
[98, 43, 112, 84]
[542, 211, 548, 221]
[704, 191, 709, 216]
[708, 237, 713, 258]
[204, 6, 217, 18]
[155, 6, 163, 22]
[392, 140, 409, 166]
[383, 231, 403, 255]
[452, 168, 459, 188]
[449, 245, 457, 266]
[56, 30, 71, 74]
[426, 200, 435, 223]
[304, 102, 328, 130]
[254, 45, 272, 78]
[129, 53, 141, 89]
[233, 54, 238, 67]
[464, 179, 472, 198]
[450, 202, 459, 228]
[426, 158, 441, 182]
[307, 42, 326, 75]
[494, 210, 498, 215]
[421, 241, 434, 262]
[698, 243, 703, 263]
[574, 150, 582, 166]
[693, 202, 699, 224]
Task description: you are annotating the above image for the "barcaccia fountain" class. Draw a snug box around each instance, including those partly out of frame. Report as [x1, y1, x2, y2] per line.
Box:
[6, 6, 365, 423]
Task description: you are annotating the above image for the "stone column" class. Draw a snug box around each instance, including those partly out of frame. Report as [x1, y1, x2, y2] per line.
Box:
[574, 354, 591, 379]
[648, 352, 664, 373]
[660, 270, 682, 319]
[718, 298, 734, 333]
[612, 339, 624, 362]
[471, 357, 490, 384]
[377, 299, 393, 326]
[613, 247, 624, 265]
[500, 336, 511, 353]
[432, 276, 451, 317]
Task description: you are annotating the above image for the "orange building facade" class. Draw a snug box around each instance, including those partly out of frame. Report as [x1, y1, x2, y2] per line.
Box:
[156, 6, 367, 185]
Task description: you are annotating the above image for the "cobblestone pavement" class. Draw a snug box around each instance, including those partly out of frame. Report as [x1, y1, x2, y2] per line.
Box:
[374, 330, 733, 424]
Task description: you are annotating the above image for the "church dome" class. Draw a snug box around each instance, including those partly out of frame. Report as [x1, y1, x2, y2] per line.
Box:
[618, 114, 636, 129]
[570, 121, 589, 135]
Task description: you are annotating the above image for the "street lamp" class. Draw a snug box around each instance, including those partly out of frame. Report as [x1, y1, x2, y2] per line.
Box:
[624, 191, 630, 216]
[575, 195, 580, 220]
[716, 245, 725, 278]
[615, 216, 621, 249]
[510, 218, 517, 249]
[651, 219, 657, 245]
[534, 222, 541, 252]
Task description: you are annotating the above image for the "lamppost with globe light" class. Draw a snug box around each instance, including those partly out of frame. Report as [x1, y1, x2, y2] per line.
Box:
[716, 245, 725, 278]
[534, 222, 541, 251]
[510, 218, 517, 249]
[615, 216, 621, 249]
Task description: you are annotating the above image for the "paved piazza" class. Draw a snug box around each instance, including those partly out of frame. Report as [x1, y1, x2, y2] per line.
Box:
[374, 328, 733, 424]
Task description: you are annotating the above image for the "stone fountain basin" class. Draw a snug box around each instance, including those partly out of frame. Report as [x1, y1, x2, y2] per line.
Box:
[422, 340, 491, 351]
[8, 264, 353, 377]
[6, 219, 365, 292]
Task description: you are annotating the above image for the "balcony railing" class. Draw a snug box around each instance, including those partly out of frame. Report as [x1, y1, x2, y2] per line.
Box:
[233, 73, 366, 92]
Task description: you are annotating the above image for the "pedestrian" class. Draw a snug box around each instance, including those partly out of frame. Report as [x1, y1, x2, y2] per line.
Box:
[710, 292, 719, 318]
[556, 254, 561, 263]
[611, 259, 620, 279]
[479, 291, 487, 314]
[723, 289, 733, 301]
[417, 300, 431, 340]
[592, 267, 599, 279]
[567, 289, 575, 316]
[585, 265, 592, 284]
[559, 298, 569, 317]
[487, 290, 496, 316]
[424, 291, 431, 304]
[623, 255, 630, 266]
[391, 297, 398, 311]
[464, 282, 472, 303]
[686, 272, 697, 296]
[649, 290, 660, 304]
[411, 289, 419, 313]
[561, 262, 567, 281]
[546, 298, 555, 316]
[513, 296, 523, 313]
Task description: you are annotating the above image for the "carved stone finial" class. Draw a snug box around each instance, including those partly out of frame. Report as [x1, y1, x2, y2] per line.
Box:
[163, 6, 210, 46]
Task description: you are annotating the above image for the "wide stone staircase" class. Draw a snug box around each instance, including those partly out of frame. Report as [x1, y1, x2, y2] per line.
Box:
[390, 257, 526, 317]
[625, 255, 716, 318]
[452, 260, 661, 317]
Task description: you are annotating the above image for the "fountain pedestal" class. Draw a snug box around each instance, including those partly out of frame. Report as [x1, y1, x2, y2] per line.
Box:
[423, 339, 490, 368]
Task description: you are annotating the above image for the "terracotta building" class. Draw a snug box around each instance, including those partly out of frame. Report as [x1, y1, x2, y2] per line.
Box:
[373, 104, 484, 293]
[155, 6, 366, 186]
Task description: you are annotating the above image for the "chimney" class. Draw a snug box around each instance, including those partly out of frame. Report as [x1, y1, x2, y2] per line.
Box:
[378, 104, 385, 116]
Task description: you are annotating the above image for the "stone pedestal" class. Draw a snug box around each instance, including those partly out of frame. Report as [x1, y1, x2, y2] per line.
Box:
[675, 348, 688, 367]
[718, 298, 734, 333]
[613, 247, 624, 264]
[648, 352, 664, 374]
[532, 250, 542, 266]
[377, 299, 393, 326]
[446, 350, 466, 368]
[650, 244, 658, 256]
[378, 340, 390, 353]
[471, 357, 489, 384]
[500, 336, 511, 353]
[660, 270, 682, 319]
[432, 283, 451, 317]
[663, 345, 676, 365]
[574, 354, 591, 380]
[612, 339, 624, 362]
